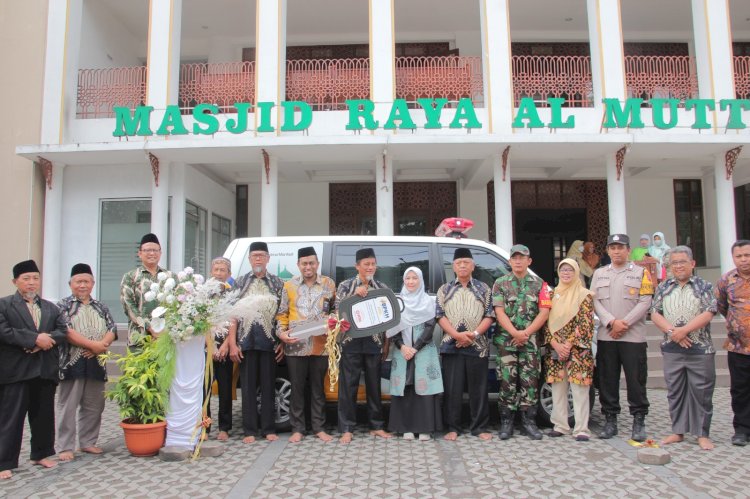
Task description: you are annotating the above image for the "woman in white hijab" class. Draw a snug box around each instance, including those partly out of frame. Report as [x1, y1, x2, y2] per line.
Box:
[543, 259, 595, 441]
[648, 231, 671, 280]
[387, 267, 443, 440]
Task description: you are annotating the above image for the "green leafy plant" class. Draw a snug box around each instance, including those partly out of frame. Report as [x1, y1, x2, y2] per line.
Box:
[105, 334, 166, 424]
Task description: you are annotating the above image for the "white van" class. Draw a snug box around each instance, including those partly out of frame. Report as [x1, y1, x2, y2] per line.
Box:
[223, 235, 593, 430]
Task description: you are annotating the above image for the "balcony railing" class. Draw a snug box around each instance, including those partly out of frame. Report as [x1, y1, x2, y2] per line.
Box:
[512, 55, 593, 107]
[395, 56, 483, 106]
[76, 66, 147, 119]
[624, 55, 698, 104]
[735, 56, 750, 100]
[179, 61, 255, 113]
[286, 58, 369, 111]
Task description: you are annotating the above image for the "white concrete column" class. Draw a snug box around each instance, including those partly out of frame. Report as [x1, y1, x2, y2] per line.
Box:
[714, 155, 738, 274]
[376, 154, 394, 236]
[40, 0, 83, 144]
[586, 0, 626, 106]
[691, 0, 735, 129]
[42, 163, 65, 300]
[492, 154, 513, 249]
[147, 0, 182, 109]
[151, 160, 170, 268]
[606, 154, 627, 235]
[169, 163, 186, 270]
[255, 0, 287, 132]
[261, 155, 278, 236]
[369, 0, 395, 103]
[480, 0, 514, 133]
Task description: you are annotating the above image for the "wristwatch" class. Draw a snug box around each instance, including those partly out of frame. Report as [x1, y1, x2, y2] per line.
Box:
[472, 330, 480, 339]
[666, 329, 674, 337]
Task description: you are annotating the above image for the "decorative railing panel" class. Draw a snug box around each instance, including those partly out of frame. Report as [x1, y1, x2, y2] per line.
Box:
[286, 58, 369, 111]
[179, 61, 255, 113]
[624, 55, 698, 104]
[735, 56, 750, 100]
[511, 55, 592, 107]
[76, 66, 147, 119]
[395, 56, 483, 105]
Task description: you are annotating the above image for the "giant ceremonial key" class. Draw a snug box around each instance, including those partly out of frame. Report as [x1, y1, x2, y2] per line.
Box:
[337, 288, 402, 338]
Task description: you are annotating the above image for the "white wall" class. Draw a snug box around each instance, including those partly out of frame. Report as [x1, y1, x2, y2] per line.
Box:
[79, 0, 143, 68]
[59, 163, 153, 297]
[625, 176, 677, 256]
[183, 164, 236, 260]
[458, 182, 489, 242]
[278, 182, 329, 235]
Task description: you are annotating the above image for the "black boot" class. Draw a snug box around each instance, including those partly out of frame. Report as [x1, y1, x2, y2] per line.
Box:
[498, 408, 514, 440]
[598, 414, 618, 439]
[520, 407, 543, 440]
[631, 414, 647, 442]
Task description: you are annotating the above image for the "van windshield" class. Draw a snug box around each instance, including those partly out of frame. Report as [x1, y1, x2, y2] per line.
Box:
[439, 245, 511, 288]
[334, 244, 430, 291]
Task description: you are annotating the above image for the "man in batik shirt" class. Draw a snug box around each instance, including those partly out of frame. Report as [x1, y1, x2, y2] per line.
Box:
[493, 244, 551, 441]
[277, 247, 335, 443]
[437, 247, 495, 441]
[228, 241, 283, 443]
[334, 248, 392, 444]
[120, 233, 168, 346]
[56, 264, 117, 461]
[715, 239, 750, 446]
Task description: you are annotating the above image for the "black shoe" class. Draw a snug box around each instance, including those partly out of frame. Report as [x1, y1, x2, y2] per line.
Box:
[548, 430, 565, 438]
[575, 434, 590, 442]
[498, 408, 514, 440]
[520, 407, 543, 440]
[731, 433, 748, 446]
[631, 414, 647, 442]
[599, 414, 618, 439]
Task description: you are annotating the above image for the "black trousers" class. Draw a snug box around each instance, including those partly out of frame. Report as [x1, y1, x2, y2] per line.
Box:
[0, 378, 57, 470]
[287, 356, 328, 434]
[728, 352, 750, 433]
[206, 359, 234, 432]
[596, 341, 649, 417]
[442, 354, 489, 435]
[239, 350, 276, 437]
[337, 353, 384, 433]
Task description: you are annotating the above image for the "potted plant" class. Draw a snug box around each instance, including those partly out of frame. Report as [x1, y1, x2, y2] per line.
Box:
[105, 334, 167, 457]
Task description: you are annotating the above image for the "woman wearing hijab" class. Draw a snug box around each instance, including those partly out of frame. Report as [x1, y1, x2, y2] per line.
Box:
[543, 259, 595, 441]
[648, 231, 671, 280]
[388, 267, 443, 440]
[630, 234, 651, 261]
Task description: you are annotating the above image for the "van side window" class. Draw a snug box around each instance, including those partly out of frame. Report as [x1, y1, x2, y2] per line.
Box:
[440, 246, 510, 288]
[334, 244, 430, 291]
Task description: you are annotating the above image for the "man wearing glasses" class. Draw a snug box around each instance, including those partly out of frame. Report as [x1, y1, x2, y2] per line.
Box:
[650, 246, 717, 451]
[120, 233, 168, 346]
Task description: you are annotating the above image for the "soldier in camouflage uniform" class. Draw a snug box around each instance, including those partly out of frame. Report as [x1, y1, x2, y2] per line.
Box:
[492, 244, 551, 440]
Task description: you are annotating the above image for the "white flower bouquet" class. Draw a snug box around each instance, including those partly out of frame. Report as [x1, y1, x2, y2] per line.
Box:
[144, 267, 238, 344]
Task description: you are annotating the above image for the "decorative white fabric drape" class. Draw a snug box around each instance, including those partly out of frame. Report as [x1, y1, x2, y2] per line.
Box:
[165, 334, 205, 449]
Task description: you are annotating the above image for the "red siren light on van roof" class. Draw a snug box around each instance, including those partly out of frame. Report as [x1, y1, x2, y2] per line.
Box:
[435, 217, 475, 238]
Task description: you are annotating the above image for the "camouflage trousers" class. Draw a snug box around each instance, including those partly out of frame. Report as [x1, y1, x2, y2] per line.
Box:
[496, 344, 540, 411]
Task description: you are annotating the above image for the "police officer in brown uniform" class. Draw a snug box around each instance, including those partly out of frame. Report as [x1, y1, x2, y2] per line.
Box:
[590, 234, 654, 441]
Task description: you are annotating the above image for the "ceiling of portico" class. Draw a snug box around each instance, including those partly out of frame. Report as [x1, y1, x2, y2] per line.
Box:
[96, 0, 750, 61]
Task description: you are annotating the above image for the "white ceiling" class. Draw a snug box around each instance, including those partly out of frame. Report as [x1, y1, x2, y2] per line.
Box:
[96, 0, 750, 57]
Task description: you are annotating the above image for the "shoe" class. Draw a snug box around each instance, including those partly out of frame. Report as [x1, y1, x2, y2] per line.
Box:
[548, 430, 565, 438]
[418, 433, 431, 441]
[520, 407, 543, 440]
[403, 432, 415, 440]
[575, 434, 590, 442]
[498, 408, 515, 440]
[731, 433, 748, 446]
[631, 414, 647, 442]
[599, 414, 618, 439]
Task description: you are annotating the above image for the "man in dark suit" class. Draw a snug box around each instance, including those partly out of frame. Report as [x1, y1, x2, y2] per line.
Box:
[0, 260, 68, 480]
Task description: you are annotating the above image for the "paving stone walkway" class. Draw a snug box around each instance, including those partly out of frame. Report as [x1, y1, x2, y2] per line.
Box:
[1, 388, 747, 498]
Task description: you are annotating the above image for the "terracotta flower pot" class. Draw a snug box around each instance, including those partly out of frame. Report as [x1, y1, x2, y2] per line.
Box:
[120, 420, 167, 457]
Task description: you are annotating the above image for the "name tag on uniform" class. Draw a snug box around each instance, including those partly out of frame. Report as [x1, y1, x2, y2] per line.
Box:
[338, 288, 402, 339]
